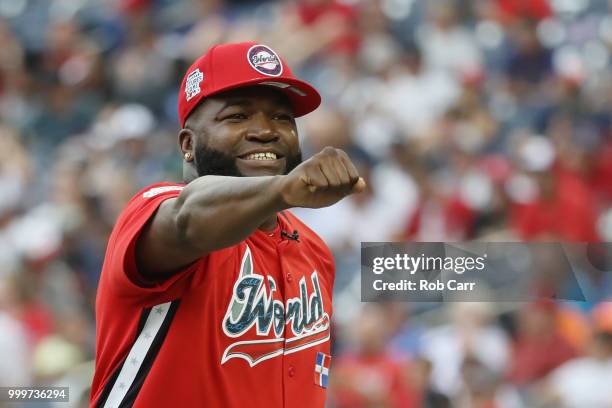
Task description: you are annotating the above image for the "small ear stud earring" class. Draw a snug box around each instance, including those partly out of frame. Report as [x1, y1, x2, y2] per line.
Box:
[184, 152, 193, 161]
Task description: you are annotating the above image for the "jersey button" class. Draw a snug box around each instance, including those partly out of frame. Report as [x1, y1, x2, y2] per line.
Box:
[288, 365, 296, 377]
[286, 273, 293, 283]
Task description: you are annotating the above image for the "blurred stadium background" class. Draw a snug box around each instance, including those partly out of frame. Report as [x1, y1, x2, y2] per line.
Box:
[0, 0, 611, 407]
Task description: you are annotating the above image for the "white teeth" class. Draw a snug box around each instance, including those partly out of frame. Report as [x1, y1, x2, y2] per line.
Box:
[244, 152, 277, 161]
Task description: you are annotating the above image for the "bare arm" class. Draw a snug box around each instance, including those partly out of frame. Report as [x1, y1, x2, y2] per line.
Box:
[136, 147, 365, 280]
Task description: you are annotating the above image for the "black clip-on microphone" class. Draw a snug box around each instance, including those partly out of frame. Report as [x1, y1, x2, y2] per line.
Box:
[281, 229, 300, 241]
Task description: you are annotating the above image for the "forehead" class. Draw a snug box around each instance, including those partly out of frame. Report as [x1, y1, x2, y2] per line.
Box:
[207, 86, 293, 110]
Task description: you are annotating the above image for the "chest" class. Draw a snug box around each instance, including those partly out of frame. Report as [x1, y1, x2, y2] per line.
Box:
[176, 237, 333, 367]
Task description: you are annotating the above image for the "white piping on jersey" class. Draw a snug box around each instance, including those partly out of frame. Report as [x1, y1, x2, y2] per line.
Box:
[102, 302, 171, 408]
[142, 186, 184, 198]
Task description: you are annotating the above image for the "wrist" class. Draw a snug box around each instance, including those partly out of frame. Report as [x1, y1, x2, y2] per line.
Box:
[270, 175, 291, 211]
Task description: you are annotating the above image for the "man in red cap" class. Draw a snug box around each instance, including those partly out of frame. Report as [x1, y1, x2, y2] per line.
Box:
[90, 42, 365, 408]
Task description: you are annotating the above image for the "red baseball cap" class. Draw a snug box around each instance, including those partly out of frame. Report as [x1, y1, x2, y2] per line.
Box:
[178, 42, 321, 127]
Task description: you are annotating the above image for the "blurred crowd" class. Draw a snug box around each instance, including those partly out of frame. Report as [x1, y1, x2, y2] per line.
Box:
[0, 0, 610, 407]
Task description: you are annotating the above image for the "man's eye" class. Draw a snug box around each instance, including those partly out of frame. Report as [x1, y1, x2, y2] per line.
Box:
[274, 113, 292, 121]
[225, 113, 247, 121]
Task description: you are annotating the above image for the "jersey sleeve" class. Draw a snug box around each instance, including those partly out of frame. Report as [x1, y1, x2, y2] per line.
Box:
[104, 183, 200, 303]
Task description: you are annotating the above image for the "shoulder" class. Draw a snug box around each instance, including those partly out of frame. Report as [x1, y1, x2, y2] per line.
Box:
[131, 182, 186, 204]
[107, 181, 187, 265]
[100, 182, 193, 300]
[116, 182, 185, 222]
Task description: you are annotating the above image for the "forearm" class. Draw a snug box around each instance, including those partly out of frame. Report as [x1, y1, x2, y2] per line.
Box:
[136, 147, 363, 279]
[174, 175, 288, 253]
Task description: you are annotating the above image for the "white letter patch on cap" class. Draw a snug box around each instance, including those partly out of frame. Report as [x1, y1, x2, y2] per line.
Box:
[185, 69, 204, 101]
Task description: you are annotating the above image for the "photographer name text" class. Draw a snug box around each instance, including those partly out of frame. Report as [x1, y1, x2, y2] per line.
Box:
[373, 279, 476, 291]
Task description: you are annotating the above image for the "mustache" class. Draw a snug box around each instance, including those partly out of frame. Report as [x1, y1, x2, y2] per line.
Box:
[193, 145, 303, 178]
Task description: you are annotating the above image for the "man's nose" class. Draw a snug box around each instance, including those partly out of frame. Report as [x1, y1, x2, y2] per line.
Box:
[245, 113, 279, 142]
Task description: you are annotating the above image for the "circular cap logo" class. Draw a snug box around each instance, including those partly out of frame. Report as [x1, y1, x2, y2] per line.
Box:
[247, 45, 283, 77]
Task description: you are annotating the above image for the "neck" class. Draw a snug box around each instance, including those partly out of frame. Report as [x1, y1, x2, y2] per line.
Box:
[183, 165, 199, 184]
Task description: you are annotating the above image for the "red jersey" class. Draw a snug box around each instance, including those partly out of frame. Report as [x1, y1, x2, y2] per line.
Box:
[91, 183, 335, 408]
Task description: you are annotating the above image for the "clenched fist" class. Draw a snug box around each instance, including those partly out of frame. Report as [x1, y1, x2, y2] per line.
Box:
[279, 147, 366, 208]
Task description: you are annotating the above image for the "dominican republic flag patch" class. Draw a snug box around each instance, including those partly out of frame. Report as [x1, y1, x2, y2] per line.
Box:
[314, 352, 330, 388]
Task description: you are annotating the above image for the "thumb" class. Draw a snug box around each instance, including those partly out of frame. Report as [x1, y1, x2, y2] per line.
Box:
[299, 175, 319, 193]
[351, 177, 367, 194]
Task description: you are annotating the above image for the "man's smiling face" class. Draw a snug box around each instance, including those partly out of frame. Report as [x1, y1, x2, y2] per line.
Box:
[181, 86, 303, 179]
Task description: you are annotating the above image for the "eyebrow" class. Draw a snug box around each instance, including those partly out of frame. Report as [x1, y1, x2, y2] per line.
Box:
[218, 99, 253, 113]
[216, 97, 293, 115]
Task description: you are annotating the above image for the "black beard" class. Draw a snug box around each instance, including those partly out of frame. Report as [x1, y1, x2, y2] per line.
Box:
[193, 144, 303, 178]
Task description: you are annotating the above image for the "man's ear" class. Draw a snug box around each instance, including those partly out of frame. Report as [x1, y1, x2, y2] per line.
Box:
[179, 128, 195, 157]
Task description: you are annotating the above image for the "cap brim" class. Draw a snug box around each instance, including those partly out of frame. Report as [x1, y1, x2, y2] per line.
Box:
[209, 77, 321, 117]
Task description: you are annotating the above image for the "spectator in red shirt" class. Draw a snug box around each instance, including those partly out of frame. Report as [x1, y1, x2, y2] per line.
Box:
[508, 301, 578, 386]
[510, 135, 600, 241]
[496, 0, 552, 24]
[331, 304, 420, 408]
[294, 0, 360, 56]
